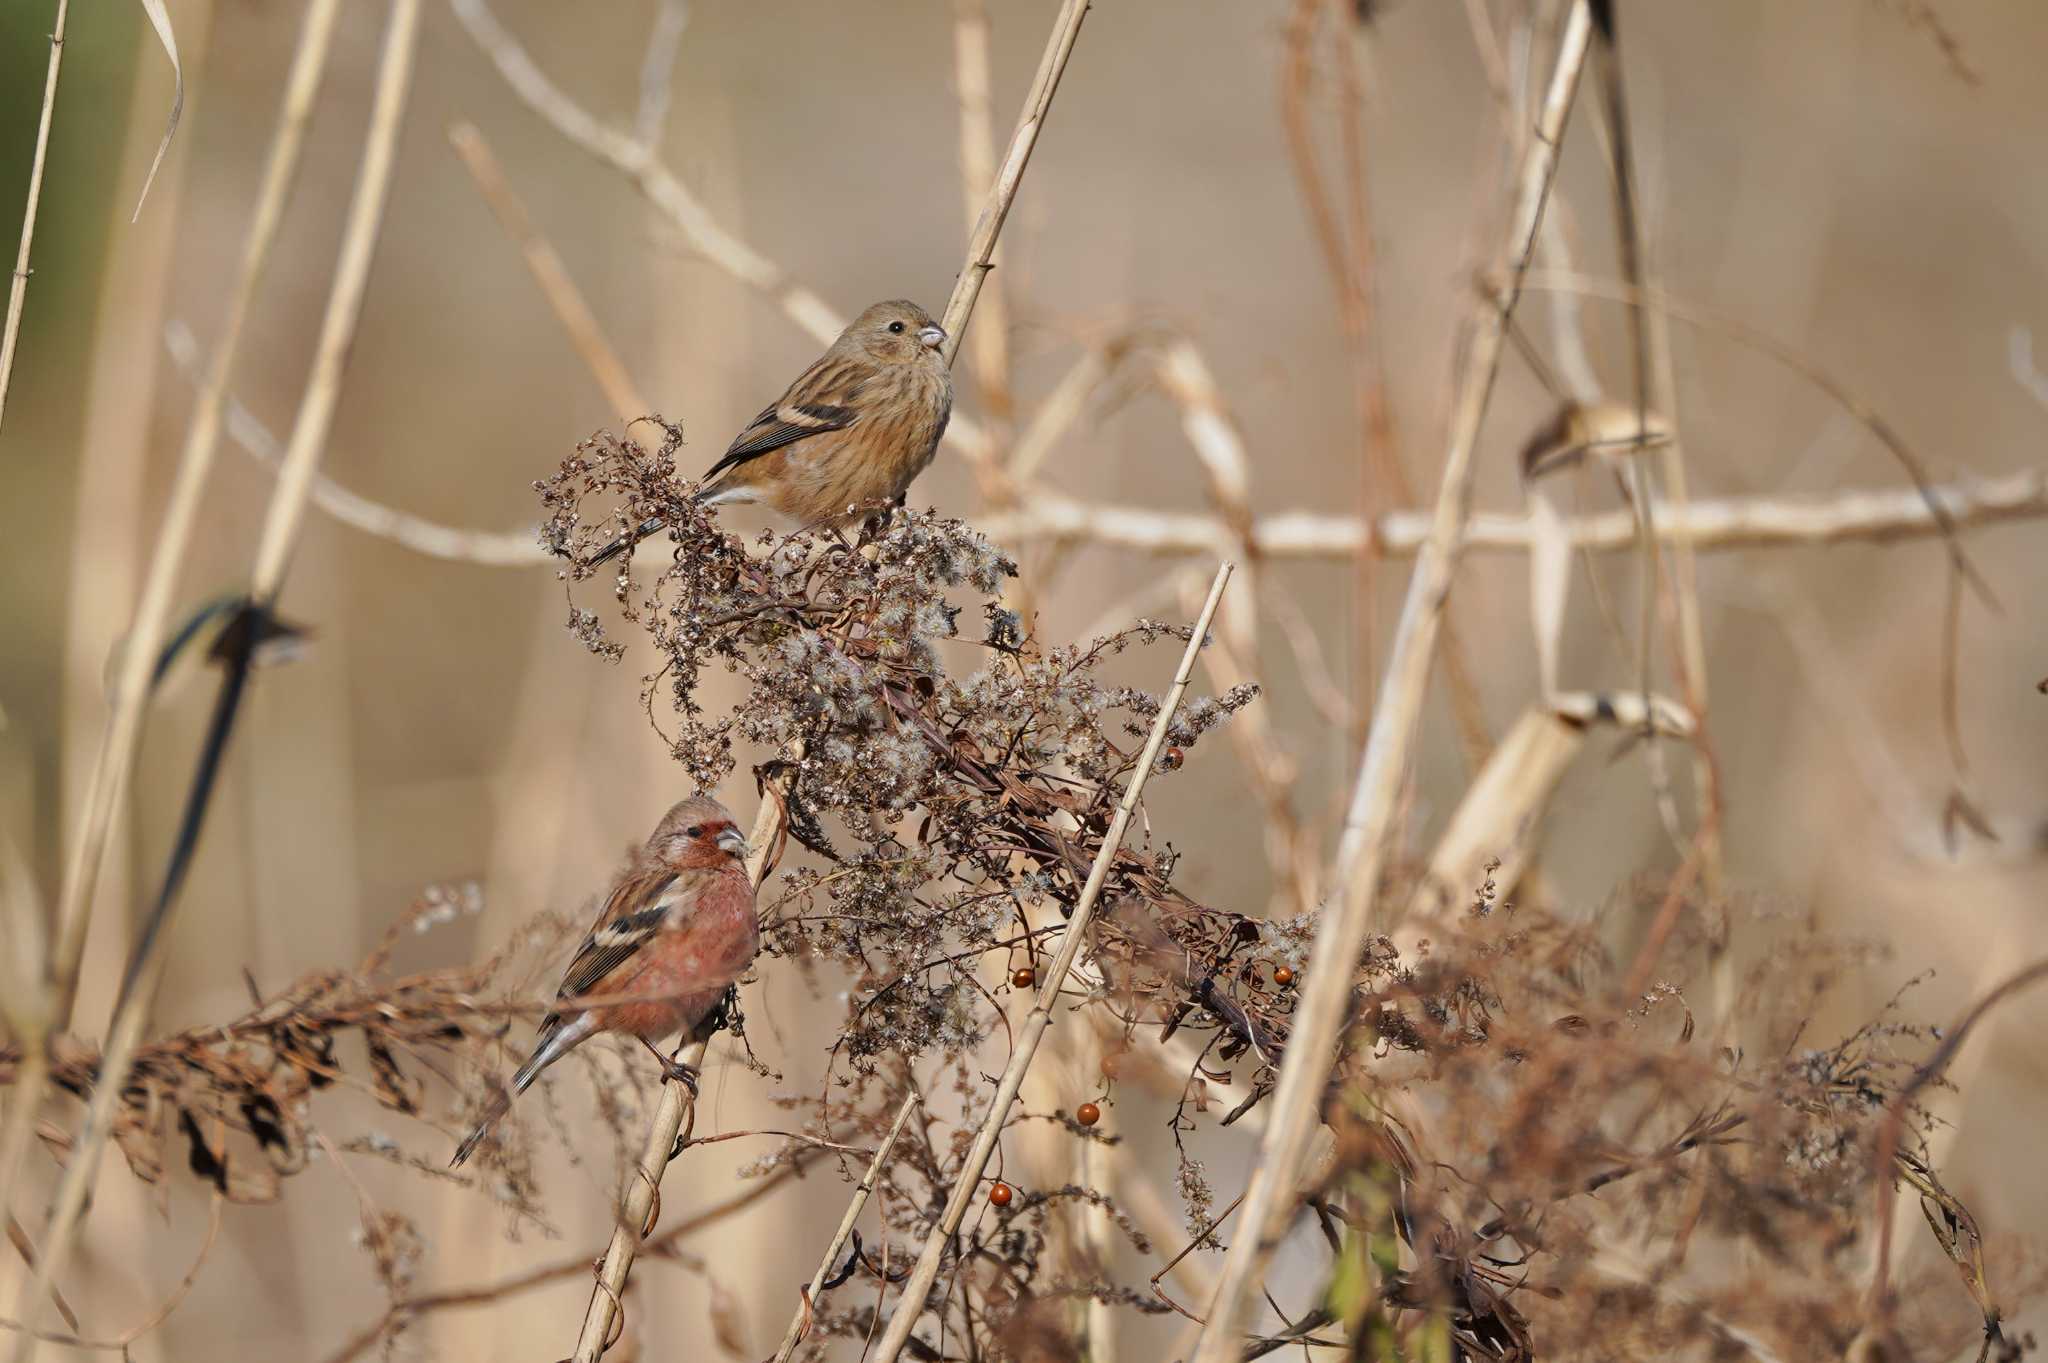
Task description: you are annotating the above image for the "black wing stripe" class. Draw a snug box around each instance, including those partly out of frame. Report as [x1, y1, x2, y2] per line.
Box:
[702, 406, 856, 483]
[549, 887, 679, 1010]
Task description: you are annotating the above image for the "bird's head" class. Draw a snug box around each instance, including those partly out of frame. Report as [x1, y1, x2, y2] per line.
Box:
[843, 299, 946, 365]
[648, 795, 750, 868]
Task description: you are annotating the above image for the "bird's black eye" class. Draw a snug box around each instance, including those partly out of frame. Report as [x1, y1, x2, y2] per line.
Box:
[685, 824, 704, 838]
[888, 320, 905, 334]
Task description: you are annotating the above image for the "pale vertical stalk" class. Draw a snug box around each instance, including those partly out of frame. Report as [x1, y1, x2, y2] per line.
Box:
[6, 6, 418, 1357]
[950, 0, 1014, 434]
[938, 0, 1088, 367]
[568, 796, 783, 1363]
[768, 1091, 923, 1363]
[44, 0, 344, 1035]
[868, 561, 1234, 1363]
[0, 0, 69, 436]
[248, 2, 418, 597]
[1186, 9, 1595, 1361]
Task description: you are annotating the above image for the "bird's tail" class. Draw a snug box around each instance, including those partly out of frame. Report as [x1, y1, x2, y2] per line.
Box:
[449, 1014, 594, 1167]
[587, 514, 670, 569]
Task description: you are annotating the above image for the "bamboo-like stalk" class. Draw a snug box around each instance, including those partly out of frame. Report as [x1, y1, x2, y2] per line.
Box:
[7, 6, 418, 1357]
[567, 797, 784, 1363]
[568, 3, 1092, 1352]
[0, 0, 69, 436]
[768, 1091, 923, 1363]
[868, 560, 1233, 1363]
[977, 471, 2045, 559]
[42, 0, 345, 1041]
[1186, 8, 1595, 1360]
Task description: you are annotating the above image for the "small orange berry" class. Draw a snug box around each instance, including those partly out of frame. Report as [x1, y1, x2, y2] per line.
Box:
[1100, 1052, 1124, 1080]
[989, 1181, 1013, 1207]
[1012, 966, 1036, 989]
[1273, 966, 1295, 987]
[1076, 1102, 1101, 1127]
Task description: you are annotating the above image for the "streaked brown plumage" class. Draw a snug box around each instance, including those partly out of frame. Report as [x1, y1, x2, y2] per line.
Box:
[593, 299, 952, 564]
[450, 796, 759, 1167]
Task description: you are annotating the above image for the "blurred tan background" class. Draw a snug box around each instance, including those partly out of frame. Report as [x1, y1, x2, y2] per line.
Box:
[2, 1, 2045, 1358]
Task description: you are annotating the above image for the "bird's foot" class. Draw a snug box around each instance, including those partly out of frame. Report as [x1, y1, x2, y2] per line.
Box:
[658, 1057, 700, 1095]
[638, 1037, 700, 1094]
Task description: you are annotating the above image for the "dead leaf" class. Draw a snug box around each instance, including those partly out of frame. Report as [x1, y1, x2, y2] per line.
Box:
[131, 0, 184, 220]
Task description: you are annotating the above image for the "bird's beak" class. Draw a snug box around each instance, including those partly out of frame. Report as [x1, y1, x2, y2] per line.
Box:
[716, 826, 750, 861]
[917, 324, 946, 351]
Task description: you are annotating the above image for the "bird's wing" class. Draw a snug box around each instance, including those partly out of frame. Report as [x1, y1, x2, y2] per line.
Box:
[549, 868, 702, 1008]
[699, 355, 867, 485]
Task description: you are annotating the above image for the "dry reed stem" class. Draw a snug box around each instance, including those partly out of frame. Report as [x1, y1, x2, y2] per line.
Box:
[1405, 705, 1583, 919]
[41, 0, 343, 1044]
[950, 0, 1016, 435]
[938, 0, 1088, 373]
[447, 122, 651, 419]
[566, 796, 783, 1363]
[248, 4, 417, 597]
[868, 560, 1234, 1363]
[0, 0, 68, 437]
[8, 6, 417, 1356]
[768, 1091, 922, 1363]
[1187, 8, 1595, 1359]
[4, 0, 342, 1324]
[981, 469, 2045, 558]
[1589, 23, 1722, 892]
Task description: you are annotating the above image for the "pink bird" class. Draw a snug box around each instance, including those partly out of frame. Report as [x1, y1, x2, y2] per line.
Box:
[451, 796, 759, 1167]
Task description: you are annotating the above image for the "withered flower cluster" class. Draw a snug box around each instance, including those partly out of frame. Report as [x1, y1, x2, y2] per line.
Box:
[537, 423, 1268, 1080]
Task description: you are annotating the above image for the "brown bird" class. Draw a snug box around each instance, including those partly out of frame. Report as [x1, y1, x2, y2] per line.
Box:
[450, 796, 759, 1167]
[593, 299, 952, 565]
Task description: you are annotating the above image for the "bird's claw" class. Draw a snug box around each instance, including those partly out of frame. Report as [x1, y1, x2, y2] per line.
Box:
[658, 1058, 700, 1095]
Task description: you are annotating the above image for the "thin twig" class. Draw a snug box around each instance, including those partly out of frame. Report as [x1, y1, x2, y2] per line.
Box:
[0, 1194, 221, 1352]
[447, 121, 651, 418]
[8, 6, 419, 1356]
[0, 0, 69, 437]
[161, 322, 543, 566]
[869, 561, 1234, 1363]
[1186, 9, 1595, 1360]
[320, 1157, 816, 1363]
[769, 1092, 922, 1363]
